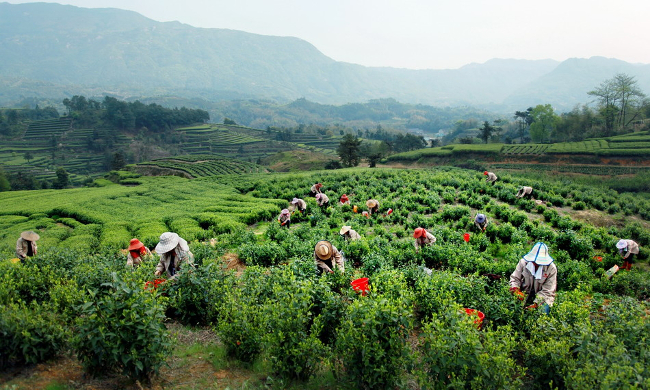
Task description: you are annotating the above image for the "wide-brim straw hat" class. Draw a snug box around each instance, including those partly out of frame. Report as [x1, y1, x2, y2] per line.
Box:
[20, 231, 40, 241]
[128, 238, 145, 251]
[281, 208, 290, 215]
[522, 242, 554, 265]
[616, 239, 628, 250]
[315, 240, 334, 260]
[366, 199, 378, 208]
[413, 227, 425, 238]
[155, 232, 188, 254]
[340, 226, 351, 235]
[475, 214, 486, 223]
[291, 197, 300, 204]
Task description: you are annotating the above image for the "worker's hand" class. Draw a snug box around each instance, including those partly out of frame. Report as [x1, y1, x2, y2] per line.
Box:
[525, 303, 538, 310]
[328, 269, 334, 274]
[154, 270, 162, 276]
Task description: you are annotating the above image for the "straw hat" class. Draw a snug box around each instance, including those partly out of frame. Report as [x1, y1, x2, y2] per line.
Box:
[413, 227, 425, 238]
[155, 232, 188, 254]
[475, 214, 486, 224]
[339, 226, 351, 235]
[315, 240, 334, 260]
[522, 242, 554, 265]
[616, 239, 628, 250]
[280, 208, 290, 216]
[20, 231, 40, 241]
[128, 238, 145, 251]
[291, 197, 300, 204]
[366, 199, 378, 208]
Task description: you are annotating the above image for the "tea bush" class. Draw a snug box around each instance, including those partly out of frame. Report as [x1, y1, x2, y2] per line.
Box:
[0, 301, 69, 368]
[72, 273, 172, 381]
[334, 296, 412, 389]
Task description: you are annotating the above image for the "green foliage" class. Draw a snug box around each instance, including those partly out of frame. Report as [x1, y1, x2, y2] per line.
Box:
[0, 301, 70, 368]
[72, 273, 172, 381]
[416, 303, 524, 389]
[334, 296, 412, 389]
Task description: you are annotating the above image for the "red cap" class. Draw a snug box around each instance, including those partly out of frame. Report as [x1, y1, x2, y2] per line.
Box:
[483, 171, 488, 175]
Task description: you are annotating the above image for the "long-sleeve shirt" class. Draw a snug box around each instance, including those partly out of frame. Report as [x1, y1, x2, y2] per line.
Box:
[127, 247, 152, 267]
[486, 172, 498, 183]
[343, 230, 362, 240]
[516, 186, 533, 198]
[313, 245, 344, 273]
[317, 193, 329, 206]
[292, 199, 307, 212]
[310, 184, 322, 194]
[16, 238, 37, 260]
[414, 231, 436, 250]
[509, 259, 557, 306]
[474, 218, 489, 231]
[278, 213, 291, 226]
[156, 246, 195, 280]
[620, 240, 640, 259]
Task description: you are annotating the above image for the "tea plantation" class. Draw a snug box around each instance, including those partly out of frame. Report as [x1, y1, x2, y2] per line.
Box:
[1, 167, 649, 389]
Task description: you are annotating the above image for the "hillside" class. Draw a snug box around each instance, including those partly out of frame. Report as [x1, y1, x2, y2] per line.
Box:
[0, 167, 648, 388]
[2, 3, 650, 111]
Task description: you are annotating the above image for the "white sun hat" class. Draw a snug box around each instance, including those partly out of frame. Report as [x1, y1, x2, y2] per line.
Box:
[616, 239, 628, 250]
[339, 226, 351, 235]
[155, 232, 188, 254]
[522, 242, 554, 266]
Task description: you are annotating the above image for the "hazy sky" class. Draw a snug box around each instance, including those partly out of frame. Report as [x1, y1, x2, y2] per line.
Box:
[6, 0, 650, 70]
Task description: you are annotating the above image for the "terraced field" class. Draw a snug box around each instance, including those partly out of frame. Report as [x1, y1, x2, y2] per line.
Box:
[132, 155, 267, 178]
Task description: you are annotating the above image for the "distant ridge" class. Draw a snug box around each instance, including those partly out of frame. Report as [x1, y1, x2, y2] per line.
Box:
[1, 2, 650, 111]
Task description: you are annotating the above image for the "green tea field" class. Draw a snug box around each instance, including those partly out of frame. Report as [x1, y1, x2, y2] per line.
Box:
[1, 167, 649, 389]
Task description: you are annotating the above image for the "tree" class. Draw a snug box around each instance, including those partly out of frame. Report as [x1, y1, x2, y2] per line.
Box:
[361, 141, 390, 168]
[529, 104, 558, 143]
[110, 152, 126, 171]
[223, 117, 237, 125]
[53, 167, 69, 189]
[0, 167, 10, 191]
[514, 108, 533, 143]
[612, 73, 646, 129]
[337, 134, 362, 167]
[24, 152, 34, 164]
[479, 121, 494, 144]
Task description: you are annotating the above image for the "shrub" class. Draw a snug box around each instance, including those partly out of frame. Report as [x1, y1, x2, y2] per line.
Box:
[334, 297, 412, 389]
[555, 230, 594, 260]
[263, 277, 329, 380]
[72, 273, 172, 381]
[0, 301, 69, 368]
[238, 241, 287, 266]
[416, 303, 524, 389]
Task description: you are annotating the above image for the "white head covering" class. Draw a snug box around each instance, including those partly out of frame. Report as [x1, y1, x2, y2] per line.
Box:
[522, 242, 554, 266]
[616, 239, 628, 250]
[155, 232, 189, 253]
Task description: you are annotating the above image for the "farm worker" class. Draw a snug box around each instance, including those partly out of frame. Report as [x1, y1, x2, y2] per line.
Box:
[126, 238, 152, 267]
[509, 242, 557, 314]
[316, 192, 329, 207]
[278, 208, 291, 228]
[340, 226, 361, 241]
[314, 240, 344, 275]
[516, 186, 533, 198]
[291, 197, 307, 214]
[339, 194, 351, 205]
[413, 227, 436, 252]
[484, 171, 498, 184]
[366, 199, 379, 215]
[154, 232, 195, 280]
[310, 183, 323, 196]
[474, 213, 489, 232]
[16, 230, 39, 262]
[616, 239, 639, 271]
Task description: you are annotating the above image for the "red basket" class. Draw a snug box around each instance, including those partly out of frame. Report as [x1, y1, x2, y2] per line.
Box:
[463, 233, 470, 242]
[351, 277, 369, 296]
[144, 278, 166, 291]
[464, 308, 485, 328]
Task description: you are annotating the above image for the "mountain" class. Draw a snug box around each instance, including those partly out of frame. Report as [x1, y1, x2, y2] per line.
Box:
[1, 2, 649, 113]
